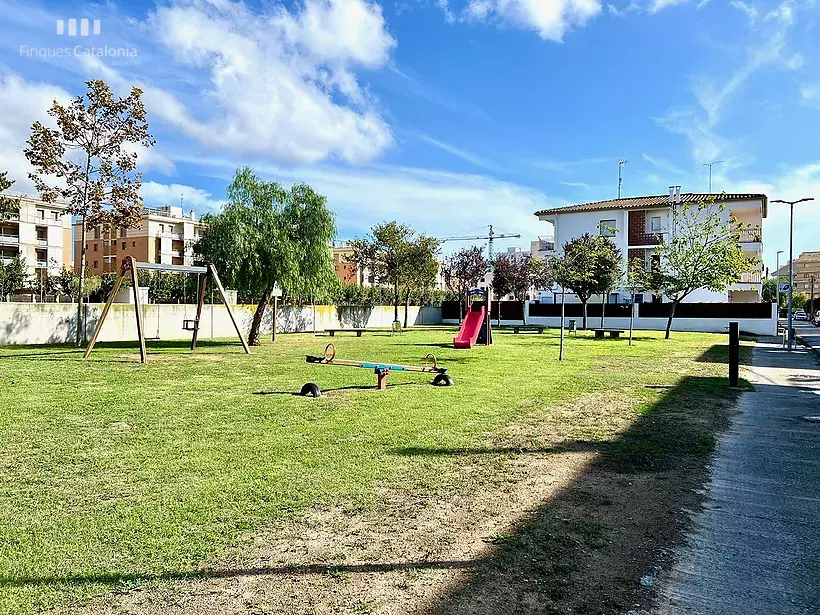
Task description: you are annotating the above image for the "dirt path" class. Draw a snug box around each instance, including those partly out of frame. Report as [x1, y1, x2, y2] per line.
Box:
[64, 380, 734, 615]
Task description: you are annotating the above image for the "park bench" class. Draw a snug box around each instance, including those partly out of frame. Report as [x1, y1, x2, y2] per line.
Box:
[324, 328, 367, 337]
[512, 325, 546, 334]
[592, 329, 625, 339]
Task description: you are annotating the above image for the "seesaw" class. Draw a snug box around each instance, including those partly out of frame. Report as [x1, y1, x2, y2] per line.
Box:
[300, 343, 454, 397]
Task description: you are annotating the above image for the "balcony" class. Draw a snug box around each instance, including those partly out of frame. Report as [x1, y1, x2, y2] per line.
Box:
[537, 236, 555, 252]
[36, 260, 48, 268]
[0, 233, 19, 245]
[632, 231, 667, 246]
[36, 238, 48, 246]
[739, 271, 762, 284]
[738, 225, 762, 243]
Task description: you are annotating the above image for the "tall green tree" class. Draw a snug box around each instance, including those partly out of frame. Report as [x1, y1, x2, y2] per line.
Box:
[347, 221, 416, 324]
[442, 246, 490, 321]
[25, 79, 154, 345]
[553, 233, 621, 329]
[0, 255, 28, 300]
[195, 167, 336, 346]
[0, 172, 21, 222]
[653, 200, 756, 338]
[399, 235, 441, 328]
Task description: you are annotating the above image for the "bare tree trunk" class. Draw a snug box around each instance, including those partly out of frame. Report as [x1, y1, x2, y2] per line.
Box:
[76, 214, 88, 346]
[393, 281, 399, 323]
[601, 292, 608, 330]
[248, 291, 270, 346]
[665, 299, 679, 339]
[403, 288, 410, 329]
[582, 299, 588, 330]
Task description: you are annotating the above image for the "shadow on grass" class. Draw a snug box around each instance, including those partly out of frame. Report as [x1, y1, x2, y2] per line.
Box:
[0, 347, 745, 614]
[253, 383, 419, 396]
[696, 342, 755, 366]
[391, 440, 601, 457]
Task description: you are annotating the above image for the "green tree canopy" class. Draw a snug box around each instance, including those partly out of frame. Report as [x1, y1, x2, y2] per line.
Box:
[0, 255, 29, 299]
[0, 172, 20, 222]
[653, 199, 756, 338]
[195, 167, 336, 345]
[24, 79, 154, 345]
[553, 233, 622, 329]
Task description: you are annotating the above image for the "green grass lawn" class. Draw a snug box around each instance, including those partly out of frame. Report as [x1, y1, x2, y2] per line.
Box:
[0, 328, 736, 613]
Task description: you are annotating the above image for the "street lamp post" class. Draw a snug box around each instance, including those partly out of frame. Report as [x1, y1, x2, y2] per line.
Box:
[772, 198, 815, 350]
[776, 249, 784, 318]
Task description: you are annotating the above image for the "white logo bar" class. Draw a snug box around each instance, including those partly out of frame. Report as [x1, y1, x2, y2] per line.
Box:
[56, 18, 101, 36]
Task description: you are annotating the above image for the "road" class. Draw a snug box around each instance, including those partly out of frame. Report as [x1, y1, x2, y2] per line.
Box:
[794, 320, 820, 355]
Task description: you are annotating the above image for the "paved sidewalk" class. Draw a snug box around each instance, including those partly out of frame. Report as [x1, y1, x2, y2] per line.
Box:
[654, 338, 820, 615]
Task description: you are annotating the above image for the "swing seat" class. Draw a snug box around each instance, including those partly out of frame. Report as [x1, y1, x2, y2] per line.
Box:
[182, 319, 199, 331]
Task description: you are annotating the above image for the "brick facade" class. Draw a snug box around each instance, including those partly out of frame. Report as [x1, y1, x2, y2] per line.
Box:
[628, 210, 646, 246]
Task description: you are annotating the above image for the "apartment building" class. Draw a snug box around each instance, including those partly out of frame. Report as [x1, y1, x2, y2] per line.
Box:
[73, 205, 207, 274]
[774, 251, 820, 295]
[0, 194, 73, 276]
[535, 191, 767, 303]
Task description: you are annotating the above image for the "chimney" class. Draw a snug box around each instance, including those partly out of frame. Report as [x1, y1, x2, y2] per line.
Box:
[668, 185, 682, 203]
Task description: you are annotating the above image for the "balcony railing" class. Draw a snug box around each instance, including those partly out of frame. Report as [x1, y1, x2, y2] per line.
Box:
[739, 271, 762, 284]
[537, 236, 555, 252]
[738, 226, 762, 243]
[632, 231, 667, 246]
[36, 238, 48, 246]
[36, 260, 48, 268]
[0, 234, 19, 244]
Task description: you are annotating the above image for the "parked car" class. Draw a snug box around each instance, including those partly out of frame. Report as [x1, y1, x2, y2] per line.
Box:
[794, 310, 808, 320]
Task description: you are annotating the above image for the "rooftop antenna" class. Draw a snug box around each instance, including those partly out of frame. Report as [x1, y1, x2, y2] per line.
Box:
[180, 194, 184, 208]
[618, 159, 628, 199]
[703, 160, 723, 192]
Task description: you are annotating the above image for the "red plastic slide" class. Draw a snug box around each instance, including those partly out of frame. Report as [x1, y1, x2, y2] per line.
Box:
[453, 306, 486, 348]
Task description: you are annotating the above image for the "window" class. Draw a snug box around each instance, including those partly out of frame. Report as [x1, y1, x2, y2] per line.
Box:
[37, 209, 45, 219]
[132, 241, 136, 247]
[93, 260, 98, 269]
[120, 227, 127, 238]
[159, 224, 165, 233]
[122, 242, 126, 250]
[53, 211, 60, 221]
[599, 219, 617, 237]
[650, 216, 662, 232]
[94, 227, 101, 239]
[93, 244, 98, 252]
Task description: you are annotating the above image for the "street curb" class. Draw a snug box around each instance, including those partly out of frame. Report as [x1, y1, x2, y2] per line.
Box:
[795, 335, 820, 362]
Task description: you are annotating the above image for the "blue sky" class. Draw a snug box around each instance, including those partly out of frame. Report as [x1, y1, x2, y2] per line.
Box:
[1, 0, 819, 270]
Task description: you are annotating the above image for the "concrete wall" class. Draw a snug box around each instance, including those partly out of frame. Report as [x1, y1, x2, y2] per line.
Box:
[0, 303, 443, 345]
[443, 302, 777, 336]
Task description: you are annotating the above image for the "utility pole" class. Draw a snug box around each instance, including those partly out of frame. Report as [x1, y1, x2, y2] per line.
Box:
[618, 159, 628, 199]
[703, 160, 723, 192]
[776, 250, 784, 317]
[772, 198, 815, 350]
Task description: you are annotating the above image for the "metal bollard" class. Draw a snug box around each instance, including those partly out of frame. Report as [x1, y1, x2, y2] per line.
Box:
[729, 321, 739, 388]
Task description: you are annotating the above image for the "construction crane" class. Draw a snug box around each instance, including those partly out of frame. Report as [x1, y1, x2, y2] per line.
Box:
[439, 225, 521, 262]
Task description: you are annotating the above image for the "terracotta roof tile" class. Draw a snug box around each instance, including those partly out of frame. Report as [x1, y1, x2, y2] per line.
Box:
[535, 193, 768, 216]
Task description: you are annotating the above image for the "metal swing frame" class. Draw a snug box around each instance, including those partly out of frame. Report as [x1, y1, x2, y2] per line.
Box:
[84, 256, 251, 364]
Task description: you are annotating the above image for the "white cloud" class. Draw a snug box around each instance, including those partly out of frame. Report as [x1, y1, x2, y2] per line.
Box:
[0, 72, 71, 192]
[170, 153, 557, 247]
[649, 0, 689, 14]
[800, 83, 820, 101]
[420, 136, 501, 171]
[84, 0, 395, 166]
[139, 181, 222, 213]
[123, 143, 176, 176]
[730, 1, 758, 24]
[464, 0, 603, 42]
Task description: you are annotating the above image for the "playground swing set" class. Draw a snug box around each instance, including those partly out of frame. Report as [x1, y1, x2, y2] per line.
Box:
[301, 343, 453, 397]
[84, 256, 251, 364]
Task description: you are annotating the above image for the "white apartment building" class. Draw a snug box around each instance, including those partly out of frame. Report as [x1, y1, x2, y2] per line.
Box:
[534, 191, 767, 303]
[0, 194, 73, 276]
[74, 205, 206, 274]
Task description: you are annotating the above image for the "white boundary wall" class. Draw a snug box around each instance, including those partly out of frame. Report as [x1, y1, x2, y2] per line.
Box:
[0, 303, 442, 346]
[442, 302, 777, 336]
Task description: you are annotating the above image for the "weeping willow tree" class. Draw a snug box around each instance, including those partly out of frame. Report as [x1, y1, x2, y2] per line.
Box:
[195, 167, 336, 345]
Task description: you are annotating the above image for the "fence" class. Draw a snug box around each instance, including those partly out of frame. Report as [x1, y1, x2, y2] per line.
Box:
[442, 300, 777, 335]
[0, 303, 443, 346]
